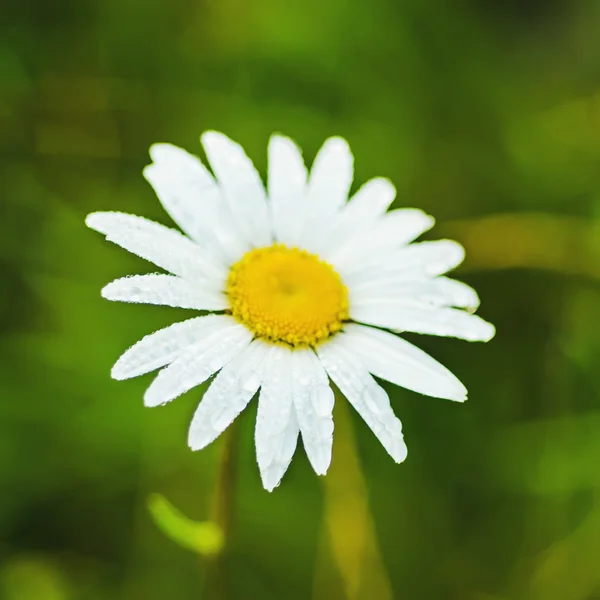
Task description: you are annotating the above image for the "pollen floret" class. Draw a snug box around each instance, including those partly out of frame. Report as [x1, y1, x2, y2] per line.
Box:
[226, 244, 349, 347]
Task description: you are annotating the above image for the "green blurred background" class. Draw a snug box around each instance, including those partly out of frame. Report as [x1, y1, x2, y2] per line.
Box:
[2, 0, 600, 598]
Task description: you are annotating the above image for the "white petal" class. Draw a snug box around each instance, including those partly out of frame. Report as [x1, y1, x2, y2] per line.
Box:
[306, 136, 353, 214]
[312, 177, 396, 256]
[86, 212, 222, 279]
[344, 177, 397, 222]
[268, 134, 307, 246]
[395, 240, 466, 276]
[340, 324, 467, 401]
[326, 208, 435, 271]
[342, 239, 466, 282]
[255, 345, 299, 492]
[144, 144, 246, 262]
[431, 277, 480, 309]
[351, 303, 496, 342]
[188, 339, 270, 451]
[376, 208, 436, 245]
[201, 131, 271, 248]
[144, 144, 219, 242]
[296, 136, 354, 252]
[144, 319, 253, 407]
[290, 349, 334, 475]
[111, 315, 232, 380]
[102, 274, 227, 310]
[316, 338, 407, 463]
[350, 276, 480, 310]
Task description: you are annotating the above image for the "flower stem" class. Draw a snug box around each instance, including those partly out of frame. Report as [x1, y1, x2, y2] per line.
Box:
[203, 420, 239, 599]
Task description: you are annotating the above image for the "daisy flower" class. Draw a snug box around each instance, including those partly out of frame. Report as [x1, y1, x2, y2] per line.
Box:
[86, 132, 495, 491]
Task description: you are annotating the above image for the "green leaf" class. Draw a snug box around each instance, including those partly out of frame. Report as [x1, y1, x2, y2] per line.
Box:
[147, 494, 224, 556]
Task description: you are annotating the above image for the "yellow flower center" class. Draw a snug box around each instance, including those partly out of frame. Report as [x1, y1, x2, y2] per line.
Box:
[226, 244, 349, 347]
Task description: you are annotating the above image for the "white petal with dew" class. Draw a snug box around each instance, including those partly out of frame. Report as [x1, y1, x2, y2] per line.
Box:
[296, 137, 354, 252]
[268, 134, 308, 247]
[188, 339, 270, 451]
[395, 240, 466, 276]
[375, 208, 436, 246]
[340, 324, 467, 401]
[144, 144, 219, 241]
[312, 177, 397, 256]
[306, 136, 354, 214]
[144, 144, 246, 262]
[86, 212, 223, 280]
[326, 208, 434, 270]
[102, 274, 227, 311]
[290, 348, 334, 475]
[201, 131, 272, 248]
[351, 304, 496, 342]
[111, 315, 232, 380]
[144, 319, 253, 407]
[317, 338, 407, 463]
[255, 345, 299, 492]
[344, 177, 397, 221]
[350, 276, 480, 311]
[430, 277, 480, 309]
[342, 239, 466, 283]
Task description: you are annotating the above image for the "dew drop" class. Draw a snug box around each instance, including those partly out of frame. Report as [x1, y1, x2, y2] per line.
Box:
[311, 386, 334, 417]
[211, 406, 235, 430]
[240, 369, 261, 392]
[361, 386, 385, 415]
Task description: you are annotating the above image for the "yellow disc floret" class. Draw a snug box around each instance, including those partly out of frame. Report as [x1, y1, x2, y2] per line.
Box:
[226, 244, 349, 347]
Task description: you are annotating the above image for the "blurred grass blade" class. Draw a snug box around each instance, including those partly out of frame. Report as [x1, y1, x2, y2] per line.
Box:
[0, 557, 69, 600]
[314, 397, 393, 600]
[444, 212, 600, 279]
[147, 494, 224, 556]
[527, 499, 600, 600]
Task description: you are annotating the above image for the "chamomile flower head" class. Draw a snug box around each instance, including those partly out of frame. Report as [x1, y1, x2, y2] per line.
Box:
[86, 132, 495, 491]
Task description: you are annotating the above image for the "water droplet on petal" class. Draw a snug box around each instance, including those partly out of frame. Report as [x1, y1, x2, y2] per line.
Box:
[239, 369, 261, 392]
[210, 406, 234, 430]
[361, 385, 386, 415]
[311, 385, 334, 417]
